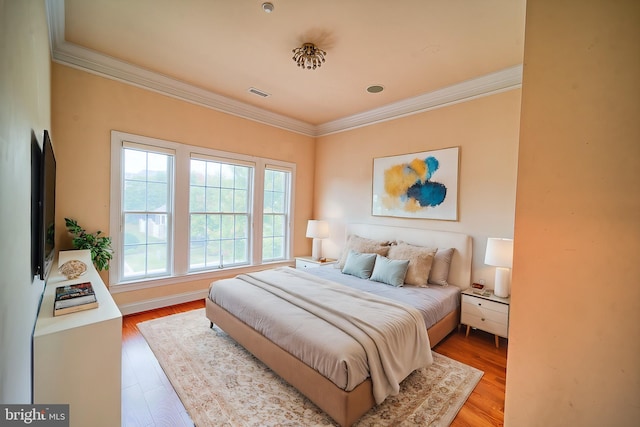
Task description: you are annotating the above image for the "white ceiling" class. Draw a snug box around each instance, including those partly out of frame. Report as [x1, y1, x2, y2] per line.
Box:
[47, 0, 526, 136]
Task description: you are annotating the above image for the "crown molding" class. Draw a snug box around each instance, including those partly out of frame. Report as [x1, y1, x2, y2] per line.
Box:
[315, 65, 522, 136]
[46, 0, 522, 138]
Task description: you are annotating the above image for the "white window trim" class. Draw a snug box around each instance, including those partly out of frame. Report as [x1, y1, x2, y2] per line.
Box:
[109, 130, 295, 290]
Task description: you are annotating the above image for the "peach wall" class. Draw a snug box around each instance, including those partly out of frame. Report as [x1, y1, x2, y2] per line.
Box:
[315, 90, 522, 287]
[51, 64, 314, 305]
[505, 0, 640, 425]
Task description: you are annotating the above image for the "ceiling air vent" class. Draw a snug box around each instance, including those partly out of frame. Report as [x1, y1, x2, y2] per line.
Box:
[248, 87, 271, 98]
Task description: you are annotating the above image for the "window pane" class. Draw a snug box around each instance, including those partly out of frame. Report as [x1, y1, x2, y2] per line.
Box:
[190, 186, 205, 212]
[220, 188, 234, 212]
[124, 150, 147, 180]
[124, 181, 147, 211]
[206, 241, 221, 267]
[147, 182, 168, 211]
[272, 191, 285, 213]
[147, 243, 168, 274]
[264, 170, 274, 191]
[272, 236, 284, 257]
[190, 241, 205, 269]
[220, 164, 234, 188]
[206, 162, 220, 187]
[235, 166, 249, 189]
[263, 191, 273, 213]
[234, 189, 248, 212]
[123, 244, 147, 278]
[234, 239, 247, 263]
[221, 215, 235, 239]
[206, 214, 221, 240]
[190, 214, 206, 242]
[273, 215, 285, 236]
[190, 159, 205, 186]
[148, 152, 168, 182]
[263, 214, 273, 235]
[205, 187, 220, 212]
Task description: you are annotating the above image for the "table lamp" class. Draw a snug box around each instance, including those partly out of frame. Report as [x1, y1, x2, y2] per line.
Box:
[484, 237, 514, 298]
[306, 220, 329, 261]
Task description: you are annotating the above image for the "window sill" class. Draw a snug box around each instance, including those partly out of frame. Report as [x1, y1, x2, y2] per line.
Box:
[109, 260, 294, 294]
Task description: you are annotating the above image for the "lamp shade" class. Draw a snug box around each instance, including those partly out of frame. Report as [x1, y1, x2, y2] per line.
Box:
[484, 238, 514, 268]
[306, 220, 329, 239]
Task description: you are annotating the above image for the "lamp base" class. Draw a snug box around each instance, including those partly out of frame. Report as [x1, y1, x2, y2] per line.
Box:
[493, 267, 511, 298]
[311, 238, 323, 261]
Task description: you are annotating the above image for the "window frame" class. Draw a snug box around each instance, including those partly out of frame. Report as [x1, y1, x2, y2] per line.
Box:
[109, 131, 295, 290]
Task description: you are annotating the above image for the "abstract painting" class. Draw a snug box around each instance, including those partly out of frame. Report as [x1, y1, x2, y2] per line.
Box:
[372, 147, 459, 220]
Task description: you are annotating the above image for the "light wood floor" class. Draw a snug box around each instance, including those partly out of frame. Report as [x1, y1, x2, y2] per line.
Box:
[122, 300, 507, 427]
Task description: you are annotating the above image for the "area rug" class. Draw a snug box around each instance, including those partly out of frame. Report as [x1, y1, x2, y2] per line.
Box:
[138, 308, 483, 427]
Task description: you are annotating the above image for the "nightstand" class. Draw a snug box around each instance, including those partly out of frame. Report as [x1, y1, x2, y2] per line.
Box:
[460, 288, 510, 348]
[295, 256, 338, 269]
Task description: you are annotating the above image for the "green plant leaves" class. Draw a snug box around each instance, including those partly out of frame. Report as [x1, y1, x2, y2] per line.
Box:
[65, 218, 113, 271]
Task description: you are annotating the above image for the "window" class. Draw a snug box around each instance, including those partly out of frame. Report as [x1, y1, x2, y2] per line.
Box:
[110, 131, 295, 287]
[121, 143, 173, 279]
[189, 157, 252, 271]
[262, 168, 291, 261]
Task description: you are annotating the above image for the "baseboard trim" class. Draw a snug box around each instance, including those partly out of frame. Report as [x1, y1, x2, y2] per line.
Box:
[117, 289, 209, 316]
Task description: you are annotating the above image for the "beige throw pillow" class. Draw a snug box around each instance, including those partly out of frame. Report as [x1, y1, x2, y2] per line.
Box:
[387, 242, 437, 287]
[428, 248, 455, 286]
[338, 234, 391, 269]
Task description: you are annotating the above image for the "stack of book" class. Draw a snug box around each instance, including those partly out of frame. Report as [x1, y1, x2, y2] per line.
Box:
[54, 282, 99, 316]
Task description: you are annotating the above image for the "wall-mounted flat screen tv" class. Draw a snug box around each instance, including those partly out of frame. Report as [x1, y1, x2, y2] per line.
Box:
[39, 130, 56, 280]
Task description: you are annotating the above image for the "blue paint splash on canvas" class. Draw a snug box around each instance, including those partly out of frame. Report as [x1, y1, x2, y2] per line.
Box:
[383, 155, 447, 211]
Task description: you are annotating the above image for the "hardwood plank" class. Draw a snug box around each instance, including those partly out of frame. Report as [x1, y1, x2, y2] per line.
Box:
[122, 300, 507, 426]
[434, 327, 508, 426]
[122, 300, 203, 427]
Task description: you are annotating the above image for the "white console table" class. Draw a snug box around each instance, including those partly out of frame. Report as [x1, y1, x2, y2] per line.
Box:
[33, 250, 122, 427]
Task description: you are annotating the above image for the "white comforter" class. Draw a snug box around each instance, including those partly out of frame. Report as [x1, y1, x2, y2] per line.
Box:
[215, 267, 433, 404]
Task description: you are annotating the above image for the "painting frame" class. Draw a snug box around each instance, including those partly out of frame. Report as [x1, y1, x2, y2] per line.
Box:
[372, 147, 459, 221]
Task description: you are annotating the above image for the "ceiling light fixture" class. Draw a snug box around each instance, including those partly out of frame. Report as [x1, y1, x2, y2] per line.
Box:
[262, 2, 274, 13]
[292, 43, 326, 70]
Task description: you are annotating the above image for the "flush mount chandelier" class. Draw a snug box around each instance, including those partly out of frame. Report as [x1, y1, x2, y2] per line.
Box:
[292, 43, 326, 70]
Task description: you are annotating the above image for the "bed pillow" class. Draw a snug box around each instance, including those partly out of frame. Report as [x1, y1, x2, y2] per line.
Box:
[341, 250, 377, 279]
[387, 242, 437, 287]
[338, 234, 391, 269]
[428, 248, 455, 286]
[369, 255, 410, 287]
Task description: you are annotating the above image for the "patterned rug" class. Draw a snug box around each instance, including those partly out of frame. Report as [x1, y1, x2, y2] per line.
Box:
[138, 308, 483, 427]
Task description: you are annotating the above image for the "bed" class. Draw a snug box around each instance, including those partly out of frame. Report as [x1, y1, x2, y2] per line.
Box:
[206, 224, 472, 426]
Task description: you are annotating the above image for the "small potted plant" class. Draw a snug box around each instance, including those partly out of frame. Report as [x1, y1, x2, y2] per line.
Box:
[65, 218, 113, 271]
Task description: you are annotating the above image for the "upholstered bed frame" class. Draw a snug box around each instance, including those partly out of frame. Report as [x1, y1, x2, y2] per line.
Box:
[206, 224, 472, 426]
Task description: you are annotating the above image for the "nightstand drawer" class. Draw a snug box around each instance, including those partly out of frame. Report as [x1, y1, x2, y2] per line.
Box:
[296, 259, 318, 269]
[462, 294, 509, 314]
[461, 312, 509, 337]
[295, 257, 337, 269]
[461, 301, 508, 324]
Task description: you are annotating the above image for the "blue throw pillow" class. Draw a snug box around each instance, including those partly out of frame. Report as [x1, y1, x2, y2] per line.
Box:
[370, 254, 410, 287]
[342, 250, 377, 279]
